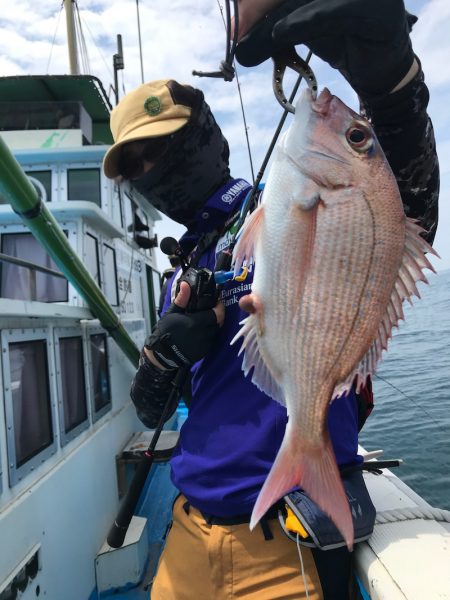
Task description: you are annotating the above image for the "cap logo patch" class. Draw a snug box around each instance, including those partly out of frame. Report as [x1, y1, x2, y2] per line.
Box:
[144, 96, 162, 116]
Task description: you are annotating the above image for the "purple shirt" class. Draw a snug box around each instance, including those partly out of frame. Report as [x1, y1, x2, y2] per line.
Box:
[165, 179, 361, 517]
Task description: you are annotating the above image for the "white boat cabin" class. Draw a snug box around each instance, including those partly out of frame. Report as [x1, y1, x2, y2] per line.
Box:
[0, 75, 166, 600]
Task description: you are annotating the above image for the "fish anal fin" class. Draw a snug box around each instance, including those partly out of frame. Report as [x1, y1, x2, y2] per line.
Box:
[233, 205, 264, 276]
[250, 429, 354, 550]
[230, 311, 284, 405]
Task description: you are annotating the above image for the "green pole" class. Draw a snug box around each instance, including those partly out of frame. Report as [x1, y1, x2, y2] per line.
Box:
[0, 136, 140, 368]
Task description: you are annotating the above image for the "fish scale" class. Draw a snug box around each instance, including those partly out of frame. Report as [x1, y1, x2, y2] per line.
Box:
[231, 88, 437, 548]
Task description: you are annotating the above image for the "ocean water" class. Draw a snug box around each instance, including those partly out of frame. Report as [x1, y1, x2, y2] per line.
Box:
[359, 268, 450, 511]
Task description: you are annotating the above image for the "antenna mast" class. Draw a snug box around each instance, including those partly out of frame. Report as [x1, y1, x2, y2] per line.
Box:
[64, 0, 80, 75]
[113, 35, 125, 105]
[136, 0, 145, 83]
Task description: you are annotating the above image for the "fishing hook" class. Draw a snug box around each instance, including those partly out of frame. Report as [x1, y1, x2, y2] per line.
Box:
[272, 47, 318, 113]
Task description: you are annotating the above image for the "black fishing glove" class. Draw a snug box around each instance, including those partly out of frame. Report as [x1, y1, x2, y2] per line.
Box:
[130, 350, 180, 428]
[145, 304, 220, 369]
[236, 0, 417, 98]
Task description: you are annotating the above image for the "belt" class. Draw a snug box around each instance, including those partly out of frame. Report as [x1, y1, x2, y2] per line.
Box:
[182, 500, 284, 540]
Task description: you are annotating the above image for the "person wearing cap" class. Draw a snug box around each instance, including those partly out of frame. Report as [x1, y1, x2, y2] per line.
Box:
[103, 2, 439, 596]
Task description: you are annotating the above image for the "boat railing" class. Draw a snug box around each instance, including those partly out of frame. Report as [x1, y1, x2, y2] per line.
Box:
[0, 251, 66, 279]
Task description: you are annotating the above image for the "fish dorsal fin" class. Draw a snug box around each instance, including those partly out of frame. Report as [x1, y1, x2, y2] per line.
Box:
[232, 205, 264, 276]
[334, 218, 438, 398]
[231, 314, 285, 406]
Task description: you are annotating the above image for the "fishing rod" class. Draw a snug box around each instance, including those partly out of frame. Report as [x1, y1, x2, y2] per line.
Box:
[193, 1, 316, 269]
[107, 363, 188, 548]
[232, 49, 313, 235]
[192, 0, 239, 82]
[108, 3, 315, 549]
[212, 51, 314, 276]
[107, 236, 218, 548]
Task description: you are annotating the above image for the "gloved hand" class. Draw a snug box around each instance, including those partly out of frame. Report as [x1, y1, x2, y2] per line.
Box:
[145, 282, 223, 369]
[235, 0, 417, 97]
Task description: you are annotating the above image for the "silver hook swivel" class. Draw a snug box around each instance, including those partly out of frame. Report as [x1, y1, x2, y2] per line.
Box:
[272, 48, 318, 113]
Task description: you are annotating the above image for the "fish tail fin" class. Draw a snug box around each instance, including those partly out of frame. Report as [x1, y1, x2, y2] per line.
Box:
[250, 430, 354, 550]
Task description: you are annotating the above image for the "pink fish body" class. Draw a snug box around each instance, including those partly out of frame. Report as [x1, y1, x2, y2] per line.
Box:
[232, 88, 436, 549]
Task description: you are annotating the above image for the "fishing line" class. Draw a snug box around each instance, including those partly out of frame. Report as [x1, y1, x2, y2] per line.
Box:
[214, 0, 255, 183]
[373, 373, 447, 434]
[230, 53, 311, 245]
[194, 1, 313, 238]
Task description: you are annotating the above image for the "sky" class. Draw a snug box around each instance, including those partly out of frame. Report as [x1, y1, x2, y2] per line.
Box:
[0, 0, 448, 274]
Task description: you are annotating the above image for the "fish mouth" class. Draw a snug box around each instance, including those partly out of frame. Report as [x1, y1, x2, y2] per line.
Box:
[311, 87, 333, 116]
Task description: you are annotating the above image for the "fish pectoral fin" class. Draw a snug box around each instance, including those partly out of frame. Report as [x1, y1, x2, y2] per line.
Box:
[250, 430, 354, 551]
[232, 204, 264, 276]
[230, 313, 285, 405]
[334, 217, 439, 396]
[290, 175, 322, 211]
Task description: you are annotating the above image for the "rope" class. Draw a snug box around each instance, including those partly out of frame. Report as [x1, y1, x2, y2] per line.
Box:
[296, 534, 311, 599]
[136, 0, 145, 83]
[76, 2, 114, 80]
[375, 506, 450, 525]
[46, 2, 64, 73]
[74, 1, 90, 74]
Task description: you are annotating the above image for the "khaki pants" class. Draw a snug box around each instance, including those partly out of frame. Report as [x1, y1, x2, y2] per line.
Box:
[151, 495, 323, 600]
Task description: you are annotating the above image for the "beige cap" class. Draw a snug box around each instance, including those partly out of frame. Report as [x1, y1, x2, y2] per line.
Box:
[103, 79, 192, 179]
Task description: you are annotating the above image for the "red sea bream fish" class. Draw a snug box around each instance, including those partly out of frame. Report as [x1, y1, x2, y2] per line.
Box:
[231, 88, 437, 549]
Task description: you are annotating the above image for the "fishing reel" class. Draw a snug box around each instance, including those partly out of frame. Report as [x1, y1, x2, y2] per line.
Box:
[160, 237, 218, 312]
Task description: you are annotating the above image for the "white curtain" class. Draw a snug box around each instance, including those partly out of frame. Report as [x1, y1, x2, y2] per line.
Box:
[1, 233, 67, 302]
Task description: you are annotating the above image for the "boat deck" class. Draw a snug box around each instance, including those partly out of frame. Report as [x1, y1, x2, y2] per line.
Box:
[94, 422, 450, 600]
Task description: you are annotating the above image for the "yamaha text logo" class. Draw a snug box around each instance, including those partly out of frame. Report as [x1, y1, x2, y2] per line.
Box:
[221, 179, 250, 204]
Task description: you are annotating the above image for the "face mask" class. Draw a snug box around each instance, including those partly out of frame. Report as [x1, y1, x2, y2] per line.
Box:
[131, 90, 230, 227]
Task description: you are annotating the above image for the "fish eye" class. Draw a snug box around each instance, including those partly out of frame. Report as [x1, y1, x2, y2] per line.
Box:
[345, 124, 373, 153]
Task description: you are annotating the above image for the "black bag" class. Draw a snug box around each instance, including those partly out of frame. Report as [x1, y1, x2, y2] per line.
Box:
[281, 469, 376, 550]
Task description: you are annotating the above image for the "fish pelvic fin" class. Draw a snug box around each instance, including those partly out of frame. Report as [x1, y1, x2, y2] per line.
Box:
[250, 430, 354, 551]
[334, 217, 439, 397]
[232, 204, 264, 276]
[231, 312, 285, 405]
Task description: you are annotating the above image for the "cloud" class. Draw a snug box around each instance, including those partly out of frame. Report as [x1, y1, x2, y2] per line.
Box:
[413, 0, 450, 88]
[0, 0, 449, 271]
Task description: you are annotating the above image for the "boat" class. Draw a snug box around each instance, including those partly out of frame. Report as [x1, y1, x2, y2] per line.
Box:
[353, 450, 450, 599]
[0, 2, 449, 599]
[0, 3, 174, 599]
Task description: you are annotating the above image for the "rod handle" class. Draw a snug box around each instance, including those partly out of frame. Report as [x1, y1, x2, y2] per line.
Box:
[106, 451, 154, 548]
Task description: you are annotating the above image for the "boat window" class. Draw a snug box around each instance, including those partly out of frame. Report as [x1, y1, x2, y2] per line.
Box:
[0, 232, 68, 302]
[85, 232, 100, 286]
[146, 265, 161, 329]
[58, 336, 88, 443]
[102, 243, 119, 306]
[136, 208, 149, 235]
[90, 333, 111, 419]
[67, 168, 101, 206]
[124, 192, 136, 234]
[25, 170, 52, 202]
[113, 184, 124, 228]
[9, 340, 53, 468]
